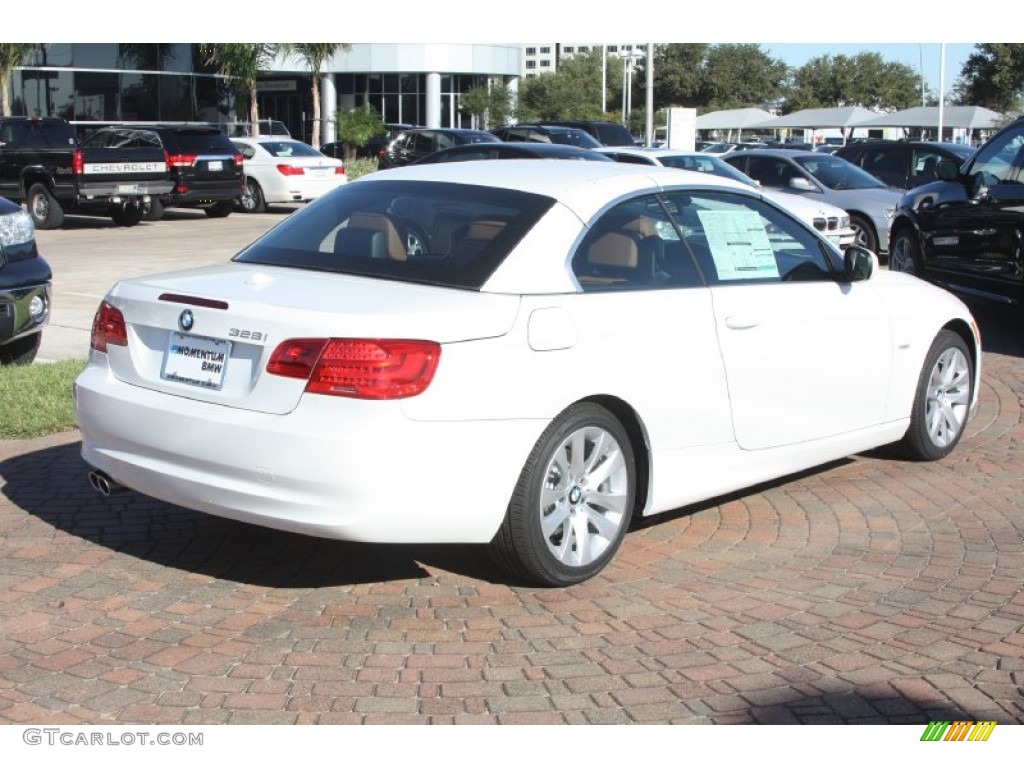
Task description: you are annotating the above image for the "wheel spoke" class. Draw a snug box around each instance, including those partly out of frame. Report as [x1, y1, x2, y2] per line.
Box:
[584, 504, 622, 540]
[586, 448, 624, 489]
[568, 430, 587, 477]
[541, 502, 571, 539]
[585, 490, 627, 517]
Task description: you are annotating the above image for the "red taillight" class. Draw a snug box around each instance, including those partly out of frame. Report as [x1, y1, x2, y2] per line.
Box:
[266, 338, 441, 400]
[335, 165, 346, 175]
[90, 301, 127, 353]
[72, 149, 84, 175]
[233, 153, 244, 168]
[166, 153, 197, 167]
[276, 164, 305, 176]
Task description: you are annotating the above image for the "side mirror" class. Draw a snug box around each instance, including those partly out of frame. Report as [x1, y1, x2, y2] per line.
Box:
[789, 177, 816, 192]
[936, 158, 961, 181]
[843, 245, 877, 282]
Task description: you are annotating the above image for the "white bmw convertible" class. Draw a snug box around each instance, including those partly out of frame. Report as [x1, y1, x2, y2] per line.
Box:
[75, 161, 980, 586]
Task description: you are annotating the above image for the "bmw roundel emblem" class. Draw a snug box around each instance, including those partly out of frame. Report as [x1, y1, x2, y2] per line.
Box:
[179, 309, 194, 332]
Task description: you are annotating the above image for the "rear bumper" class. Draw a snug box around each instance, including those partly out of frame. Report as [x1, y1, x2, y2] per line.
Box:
[74, 362, 543, 544]
[78, 181, 174, 199]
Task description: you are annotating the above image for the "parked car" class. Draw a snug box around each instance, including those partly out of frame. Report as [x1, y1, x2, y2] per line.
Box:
[1, 117, 172, 229]
[598, 147, 856, 249]
[83, 124, 244, 220]
[322, 123, 415, 161]
[491, 124, 603, 149]
[698, 142, 738, 155]
[377, 128, 499, 169]
[834, 141, 976, 190]
[231, 137, 346, 213]
[888, 116, 1024, 308]
[75, 161, 979, 587]
[412, 142, 612, 164]
[0, 196, 50, 365]
[534, 120, 636, 147]
[723, 149, 903, 253]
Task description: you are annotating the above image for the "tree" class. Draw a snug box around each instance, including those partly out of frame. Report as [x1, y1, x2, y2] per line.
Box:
[784, 53, 920, 113]
[0, 43, 40, 117]
[699, 44, 788, 111]
[202, 43, 279, 135]
[279, 44, 350, 148]
[517, 49, 606, 121]
[642, 44, 708, 109]
[336, 105, 386, 164]
[952, 44, 1024, 113]
[460, 80, 514, 129]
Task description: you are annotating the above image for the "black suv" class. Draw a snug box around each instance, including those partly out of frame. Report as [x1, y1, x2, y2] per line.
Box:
[534, 120, 636, 147]
[491, 124, 601, 149]
[377, 128, 498, 169]
[81, 124, 244, 220]
[835, 140, 975, 190]
[888, 117, 1024, 308]
[0, 196, 50, 365]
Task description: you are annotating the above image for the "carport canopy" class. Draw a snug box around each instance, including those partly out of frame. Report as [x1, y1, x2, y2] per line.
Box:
[695, 108, 775, 130]
[853, 105, 1004, 129]
[753, 106, 881, 129]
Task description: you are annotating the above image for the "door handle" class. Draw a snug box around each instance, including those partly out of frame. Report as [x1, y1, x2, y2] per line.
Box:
[725, 315, 759, 330]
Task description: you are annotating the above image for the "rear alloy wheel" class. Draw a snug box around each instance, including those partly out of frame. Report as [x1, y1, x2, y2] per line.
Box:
[889, 231, 922, 276]
[849, 213, 877, 253]
[204, 201, 234, 218]
[26, 183, 65, 230]
[897, 330, 973, 461]
[489, 403, 636, 586]
[239, 178, 266, 213]
[0, 333, 42, 366]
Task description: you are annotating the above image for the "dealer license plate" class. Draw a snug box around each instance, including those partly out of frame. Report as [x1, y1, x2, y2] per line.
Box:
[161, 332, 231, 390]
[207, 160, 223, 171]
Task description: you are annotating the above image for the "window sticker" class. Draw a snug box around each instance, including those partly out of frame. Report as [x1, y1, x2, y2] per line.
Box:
[697, 209, 779, 281]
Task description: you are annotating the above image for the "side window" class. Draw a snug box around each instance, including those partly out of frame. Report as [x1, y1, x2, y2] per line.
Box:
[969, 126, 1024, 184]
[744, 157, 796, 189]
[911, 149, 945, 182]
[572, 196, 705, 291]
[862, 147, 905, 175]
[661, 191, 838, 286]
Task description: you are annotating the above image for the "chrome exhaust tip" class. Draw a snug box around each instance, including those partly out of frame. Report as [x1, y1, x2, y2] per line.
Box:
[87, 469, 125, 496]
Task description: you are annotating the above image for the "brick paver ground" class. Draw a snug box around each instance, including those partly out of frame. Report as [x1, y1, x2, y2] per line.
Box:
[1, 302, 1022, 725]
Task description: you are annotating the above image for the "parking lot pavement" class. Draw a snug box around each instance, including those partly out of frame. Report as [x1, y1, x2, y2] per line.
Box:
[35, 207, 295, 362]
[1, 216, 1022, 725]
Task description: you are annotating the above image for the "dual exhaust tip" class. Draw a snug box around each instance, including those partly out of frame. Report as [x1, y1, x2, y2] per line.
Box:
[87, 469, 126, 496]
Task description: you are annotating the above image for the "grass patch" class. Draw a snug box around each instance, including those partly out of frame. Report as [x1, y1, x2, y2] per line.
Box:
[346, 157, 379, 180]
[0, 359, 87, 439]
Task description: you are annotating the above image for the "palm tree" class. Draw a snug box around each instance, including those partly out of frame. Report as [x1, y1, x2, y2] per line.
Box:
[0, 44, 40, 116]
[280, 44, 350, 148]
[202, 43, 279, 136]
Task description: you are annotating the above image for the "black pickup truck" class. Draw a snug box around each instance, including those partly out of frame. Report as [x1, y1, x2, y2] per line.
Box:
[0, 195, 50, 365]
[0, 117, 172, 229]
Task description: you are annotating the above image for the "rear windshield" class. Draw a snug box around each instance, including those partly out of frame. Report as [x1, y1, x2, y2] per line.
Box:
[168, 130, 236, 154]
[234, 180, 555, 290]
[253, 140, 321, 158]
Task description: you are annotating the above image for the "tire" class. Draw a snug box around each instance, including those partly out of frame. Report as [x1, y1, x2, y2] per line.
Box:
[849, 213, 877, 253]
[110, 203, 142, 227]
[26, 184, 65, 230]
[204, 201, 233, 218]
[897, 330, 973, 461]
[141, 198, 165, 222]
[489, 403, 637, 586]
[0, 332, 42, 366]
[889, 230, 922, 276]
[239, 178, 266, 213]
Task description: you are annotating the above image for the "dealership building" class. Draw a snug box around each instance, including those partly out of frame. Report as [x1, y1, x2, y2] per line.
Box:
[9, 43, 523, 143]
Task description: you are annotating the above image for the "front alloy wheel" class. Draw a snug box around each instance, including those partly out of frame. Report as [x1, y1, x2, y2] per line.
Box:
[490, 403, 636, 586]
[889, 232, 921, 275]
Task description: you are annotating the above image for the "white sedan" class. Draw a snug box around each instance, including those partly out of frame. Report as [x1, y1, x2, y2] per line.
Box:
[599, 146, 857, 249]
[231, 137, 346, 213]
[75, 161, 980, 587]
